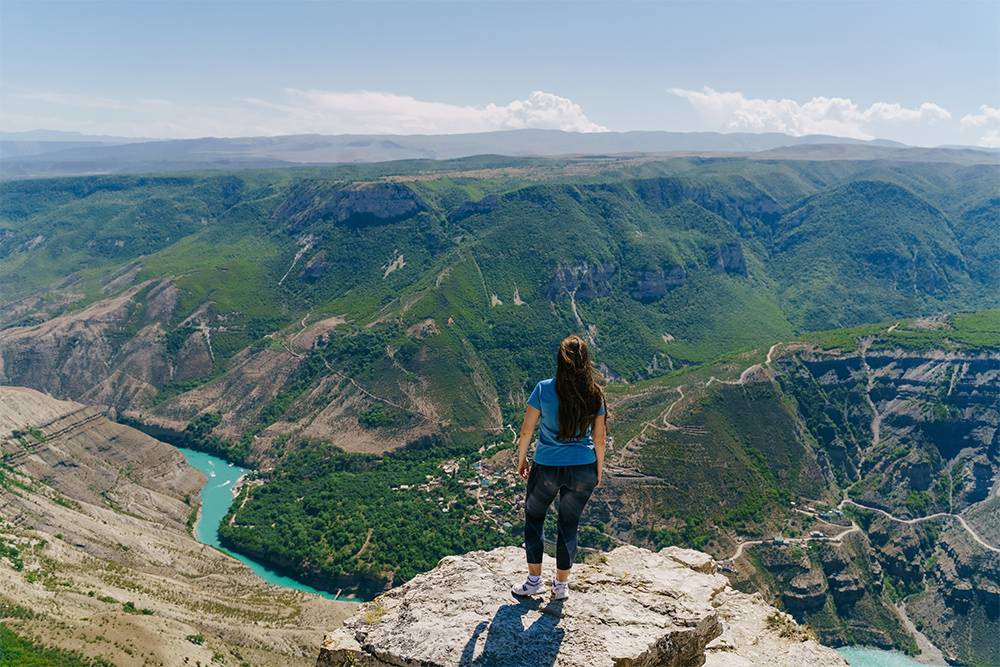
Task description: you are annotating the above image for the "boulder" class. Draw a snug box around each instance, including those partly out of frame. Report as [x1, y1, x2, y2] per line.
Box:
[705, 589, 846, 667]
[317, 545, 846, 667]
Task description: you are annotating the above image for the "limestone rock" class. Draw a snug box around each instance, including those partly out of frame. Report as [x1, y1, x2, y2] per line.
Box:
[546, 262, 617, 301]
[705, 589, 847, 667]
[659, 546, 716, 574]
[317, 545, 846, 667]
[710, 242, 748, 276]
[278, 180, 426, 231]
[629, 265, 686, 302]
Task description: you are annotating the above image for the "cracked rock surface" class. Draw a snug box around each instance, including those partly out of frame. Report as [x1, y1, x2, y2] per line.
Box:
[317, 545, 847, 666]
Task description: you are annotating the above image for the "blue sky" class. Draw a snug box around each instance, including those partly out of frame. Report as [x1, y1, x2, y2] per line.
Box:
[1, 1, 997, 145]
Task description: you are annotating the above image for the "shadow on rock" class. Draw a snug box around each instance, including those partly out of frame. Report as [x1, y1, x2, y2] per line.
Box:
[459, 596, 565, 666]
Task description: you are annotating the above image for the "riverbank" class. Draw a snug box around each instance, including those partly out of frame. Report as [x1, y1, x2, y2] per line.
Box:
[176, 446, 361, 602]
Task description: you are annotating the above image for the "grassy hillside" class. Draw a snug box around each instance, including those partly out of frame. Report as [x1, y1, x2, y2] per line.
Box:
[773, 180, 976, 328]
[635, 382, 826, 542]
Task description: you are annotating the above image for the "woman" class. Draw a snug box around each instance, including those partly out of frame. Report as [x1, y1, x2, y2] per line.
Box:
[512, 335, 607, 601]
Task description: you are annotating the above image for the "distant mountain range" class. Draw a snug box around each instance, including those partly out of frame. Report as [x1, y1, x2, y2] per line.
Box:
[3, 128, 996, 178]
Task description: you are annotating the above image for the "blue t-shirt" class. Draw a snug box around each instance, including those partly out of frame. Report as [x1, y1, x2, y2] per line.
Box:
[527, 378, 605, 466]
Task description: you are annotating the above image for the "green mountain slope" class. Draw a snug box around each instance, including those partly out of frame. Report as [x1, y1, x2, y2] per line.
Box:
[1, 156, 997, 660]
[1, 156, 996, 464]
[773, 180, 977, 328]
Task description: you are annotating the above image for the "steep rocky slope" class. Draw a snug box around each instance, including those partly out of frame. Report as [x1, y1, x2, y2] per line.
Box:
[771, 341, 999, 664]
[317, 545, 846, 667]
[0, 386, 354, 666]
[594, 319, 999, 664]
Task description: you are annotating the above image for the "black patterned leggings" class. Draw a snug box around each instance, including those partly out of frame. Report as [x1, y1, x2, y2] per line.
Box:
[523, 461, 598, 570]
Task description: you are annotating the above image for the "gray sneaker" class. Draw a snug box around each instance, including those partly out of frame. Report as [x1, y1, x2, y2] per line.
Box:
[551, 580, 569, 600]
[512, 578, 543, 596]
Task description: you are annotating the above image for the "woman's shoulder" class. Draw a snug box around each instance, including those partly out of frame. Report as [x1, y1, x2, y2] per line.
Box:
[532, 377, 555, 400]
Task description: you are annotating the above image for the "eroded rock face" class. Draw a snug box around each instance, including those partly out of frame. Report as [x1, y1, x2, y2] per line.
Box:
[317, 545, 846, 667]
[0, 280, 176, 408]
[710, 242, 748, 276]
[277, 180, 426, 230]
[545, 262, 617, 301]
[770, 345, 1000, 659]
[630, 265, 686, 302]
[782, 570, 829, 612]
[778, 348, 1000, 514]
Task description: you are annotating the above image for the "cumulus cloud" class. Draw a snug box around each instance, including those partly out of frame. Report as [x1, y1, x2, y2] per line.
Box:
[271, 89, 607, 134]
[960, 105, 1000, 128]
[960, 105, 1000, 147]
[670, 87, 951, 140]
[864, 102, 951, 123]
[1, 89, 606, 138]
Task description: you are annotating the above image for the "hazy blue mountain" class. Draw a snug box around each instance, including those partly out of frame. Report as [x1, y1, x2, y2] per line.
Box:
[0, 129, 152, 160]
[0, 128, 945, 179]
[0, 129, 148, 142]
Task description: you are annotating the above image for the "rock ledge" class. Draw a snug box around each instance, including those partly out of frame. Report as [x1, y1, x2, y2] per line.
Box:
[317, 545, 847, 666]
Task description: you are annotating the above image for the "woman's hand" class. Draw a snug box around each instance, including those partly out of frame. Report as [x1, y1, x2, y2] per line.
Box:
[518, 455, 530, 480]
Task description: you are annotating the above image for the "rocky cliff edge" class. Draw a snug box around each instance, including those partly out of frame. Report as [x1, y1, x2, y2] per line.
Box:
[317, 545, 847, 667]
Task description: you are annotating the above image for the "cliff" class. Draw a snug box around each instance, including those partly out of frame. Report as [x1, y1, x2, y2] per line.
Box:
[317, 545, 846, 667]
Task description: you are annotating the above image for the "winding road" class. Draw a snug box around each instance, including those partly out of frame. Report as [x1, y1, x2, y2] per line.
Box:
[724, 521, 861, 562]
[839, 497, 1000, 555]
[722, 486, 1000, 564]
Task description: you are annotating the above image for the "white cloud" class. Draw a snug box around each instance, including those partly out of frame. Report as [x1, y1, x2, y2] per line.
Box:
[960, 105, 1000, 147]
[960, 104, 1000, 128]
[864, 102, 951, 123]
[265, 89, 608, 135]
[1, 89, 606, 138]
[670, 87, 951, 140]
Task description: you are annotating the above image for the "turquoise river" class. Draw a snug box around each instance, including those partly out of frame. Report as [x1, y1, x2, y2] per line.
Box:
[837, 647, 943, 667]
[176, 446, 357, 602]
[176, 448, 942, 663]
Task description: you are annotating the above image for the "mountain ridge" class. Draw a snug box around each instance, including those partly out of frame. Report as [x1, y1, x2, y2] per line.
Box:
[5, 129, 995, 179]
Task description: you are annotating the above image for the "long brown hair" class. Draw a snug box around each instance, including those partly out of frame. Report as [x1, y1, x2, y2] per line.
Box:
[554, 335, 606, 440]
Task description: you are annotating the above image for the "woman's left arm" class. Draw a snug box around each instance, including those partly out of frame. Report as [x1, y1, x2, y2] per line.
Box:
[593, 413, 606, 487]
[517, 406, 541, 480]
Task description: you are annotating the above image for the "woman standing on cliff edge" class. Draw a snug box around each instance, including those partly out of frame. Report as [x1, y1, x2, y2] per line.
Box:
[512, 334, 607, 601]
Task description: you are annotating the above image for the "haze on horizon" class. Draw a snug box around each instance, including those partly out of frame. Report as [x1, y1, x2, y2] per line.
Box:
[0, 0, 997, 148]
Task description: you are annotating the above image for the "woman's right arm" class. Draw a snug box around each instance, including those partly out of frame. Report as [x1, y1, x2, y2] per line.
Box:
[517, 405, 540, 480]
